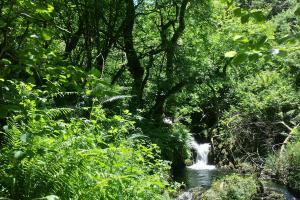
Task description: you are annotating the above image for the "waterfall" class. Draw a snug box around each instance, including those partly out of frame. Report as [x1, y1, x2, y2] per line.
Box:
[188, 140, 215, 170]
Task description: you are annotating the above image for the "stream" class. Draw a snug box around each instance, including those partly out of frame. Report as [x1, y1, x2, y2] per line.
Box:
[174, 140, 299, 200]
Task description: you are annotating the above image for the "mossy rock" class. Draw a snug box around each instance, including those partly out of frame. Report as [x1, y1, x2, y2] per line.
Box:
[266, 191, 285, 200]
[189, 187, 206, 200]
[185, 159, 193, 166]
[203, 174, 257, 200]
[176, 187, 206, 200]
[253, 191, 285, 200]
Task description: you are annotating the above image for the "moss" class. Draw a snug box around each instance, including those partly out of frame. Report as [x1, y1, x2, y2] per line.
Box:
[185, 159, 193, 166]
[203, 174, 257, 200]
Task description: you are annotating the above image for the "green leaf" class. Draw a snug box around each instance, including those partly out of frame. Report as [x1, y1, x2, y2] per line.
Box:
[270, 48, 279, 55]
[42, 31, 52, 41]
[25, 66, 34, 75]
[233, 8, 242, 17]
[251, 11, 265, 22]
[3, 125, 9, 132]
[47, 4, 55, 13]
[241, 14, 249, 24]
[27, 76, 36, 84]
[0, 106, 8, 118]
[294, 33, 300, 40]
[30, 34, 39, 39]
[225, 51, 237, 58]
[256, 35, 268, 47]
[14, 150, 26, 160]
[278, 34, 291, 44]
[233, 35, 243, 41]
[248, 53, 260, 61]
[233, 35, 249, 43]
[295, 7, 300, 16]
[90, 67, 101, 77]
[233, 53, 248, 65]
[20, 133, 29, 143]
[0, 19, 7, 28]
[44, 195, 60, 200]
[1, 58, 12, 65]
[278, 49, 288, 57]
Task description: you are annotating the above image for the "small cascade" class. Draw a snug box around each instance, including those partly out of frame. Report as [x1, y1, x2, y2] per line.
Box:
[188, 140, 215, 170]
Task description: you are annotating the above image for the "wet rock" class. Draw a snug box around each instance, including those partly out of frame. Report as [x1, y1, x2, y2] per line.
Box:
[176, 191, 193, 200]
[189, 187, 205, 200]
[176, 187, 205, 200]
[253, 190, 285, 200]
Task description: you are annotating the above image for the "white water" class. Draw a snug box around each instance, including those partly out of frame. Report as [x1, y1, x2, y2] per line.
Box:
[188, 140, 215, 170]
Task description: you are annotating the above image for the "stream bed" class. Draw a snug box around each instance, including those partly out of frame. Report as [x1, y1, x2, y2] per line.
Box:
[174, 167, 298, 200]
[173, 141, 299, 200]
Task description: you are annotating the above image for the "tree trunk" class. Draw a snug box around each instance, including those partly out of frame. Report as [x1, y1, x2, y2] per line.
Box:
[64, 19, 83, 59]
[123, 0, 144, 109]
[152, 0, 190, 119]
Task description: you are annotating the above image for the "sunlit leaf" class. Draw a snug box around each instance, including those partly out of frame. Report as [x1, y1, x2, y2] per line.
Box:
[14, 150, 25, 160]
[269, 48, 279, 55]
[30, 34, 39, 39]
[233, 35, 243, 41]
[225, 51, 237, 58]
[42, 31, 52, 41]
[20, 133, 29, 143]
[44, 195, 60, 200]
[47, 4, 55, 13]
[1, 58, 12, 65]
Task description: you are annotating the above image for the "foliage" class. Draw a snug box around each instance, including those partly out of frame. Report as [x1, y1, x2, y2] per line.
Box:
[265, 126, 300, 193]
[139, 120, 192, 168]
[286, 137, 300, 192]
[0, 104, 176, 199]
[1, 0, 300, 197]
[213, 71, 300, 166]
[203, 174, 257, 200]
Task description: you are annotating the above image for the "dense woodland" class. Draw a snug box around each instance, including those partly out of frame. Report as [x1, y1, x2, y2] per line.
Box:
[0, 0, 300, 199]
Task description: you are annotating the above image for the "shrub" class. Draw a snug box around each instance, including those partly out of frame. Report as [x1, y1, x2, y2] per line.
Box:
[286, 139, 300, 193]
[213, 71, 300, 166]
[203, 174, 257, 200]
[140, 120, 191, 168]
[265, 127, 300, 193]
[0, 106, 176, 199]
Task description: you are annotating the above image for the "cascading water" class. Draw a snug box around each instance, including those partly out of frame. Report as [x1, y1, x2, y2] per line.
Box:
[174, 139, 219, 189]
[188, 140, 215, 170]
[175, 139, 298, 200]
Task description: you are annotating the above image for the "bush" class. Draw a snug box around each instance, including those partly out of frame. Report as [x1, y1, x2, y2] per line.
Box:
[0, 106, 176, 199]
[203, 174, 257, 200]
[140, 120, 191, 168]
[265, 127, 300, 193]
[213, 71, 300, 166]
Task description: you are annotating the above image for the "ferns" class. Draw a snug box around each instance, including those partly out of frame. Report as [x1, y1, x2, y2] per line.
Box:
[0, 67, 176, 199]
[101, 95, 133, 104]
[0, 107, 175, 199]
[49, 91, 81, 99]
[41, 107, 74, 120]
